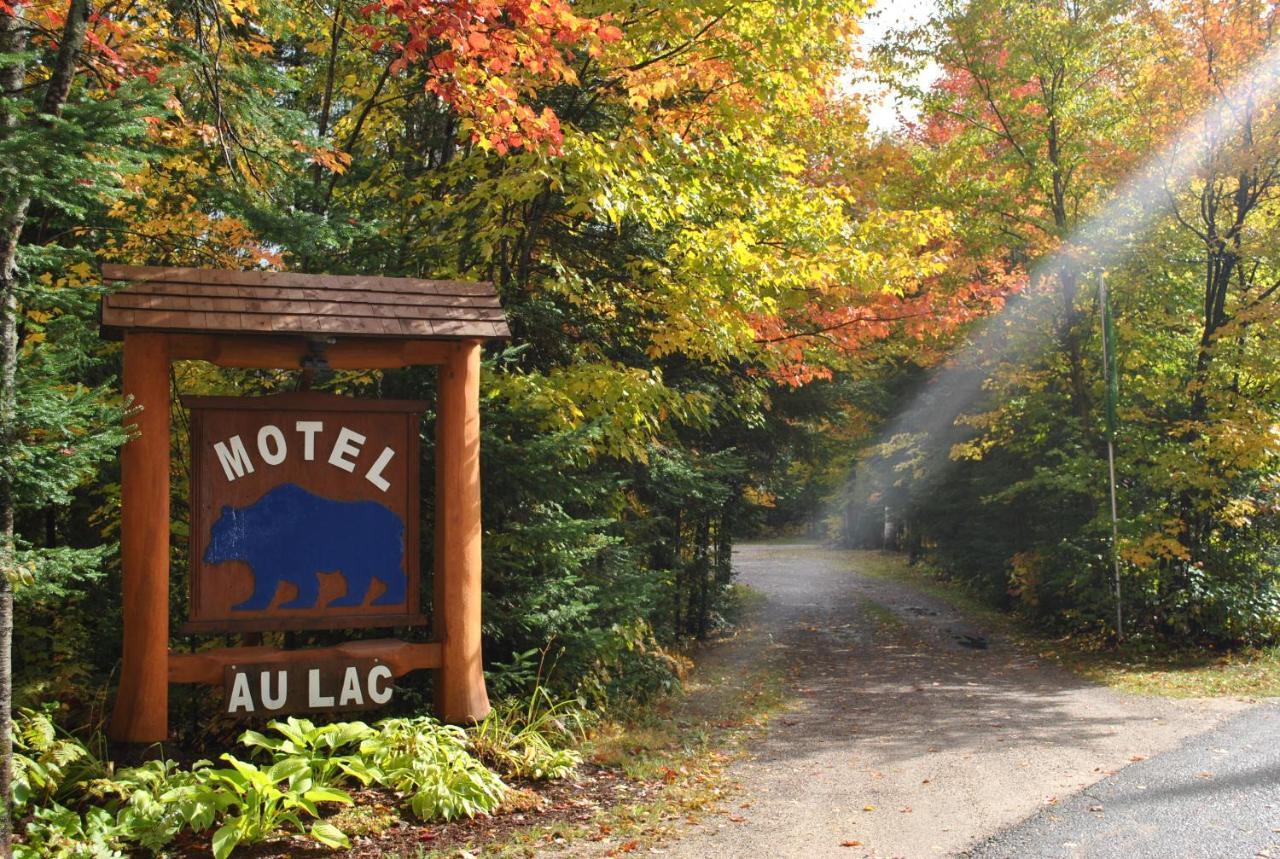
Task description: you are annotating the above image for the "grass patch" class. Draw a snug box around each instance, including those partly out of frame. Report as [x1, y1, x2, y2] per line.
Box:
[1050, 642, 1280, 698]
[837, 548, 1280, 699]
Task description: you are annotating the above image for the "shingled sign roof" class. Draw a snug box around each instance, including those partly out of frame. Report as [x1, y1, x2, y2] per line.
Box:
[100, 265, 509, 340]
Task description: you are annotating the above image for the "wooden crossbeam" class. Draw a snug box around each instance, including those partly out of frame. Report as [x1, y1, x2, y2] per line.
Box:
[169, 639, 442, 685]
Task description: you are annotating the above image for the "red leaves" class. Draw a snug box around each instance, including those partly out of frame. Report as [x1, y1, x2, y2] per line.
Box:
[751, 267, 1019, 388]
[360, 0, 621, 155]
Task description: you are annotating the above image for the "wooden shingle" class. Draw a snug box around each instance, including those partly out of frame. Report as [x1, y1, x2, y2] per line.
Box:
[101, 265, 510, 341]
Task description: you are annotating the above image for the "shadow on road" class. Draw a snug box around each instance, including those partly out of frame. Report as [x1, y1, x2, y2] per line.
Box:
[659, 543, 1241, 859]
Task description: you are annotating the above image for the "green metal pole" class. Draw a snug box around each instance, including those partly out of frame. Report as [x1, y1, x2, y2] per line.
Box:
[1099, 273, 1123, 642]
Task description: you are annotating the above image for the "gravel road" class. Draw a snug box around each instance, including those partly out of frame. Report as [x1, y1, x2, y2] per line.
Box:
[660, 543, 1248, 858]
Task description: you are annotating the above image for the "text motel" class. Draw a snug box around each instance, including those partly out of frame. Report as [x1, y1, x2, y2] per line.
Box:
[212, 421, 397, 491]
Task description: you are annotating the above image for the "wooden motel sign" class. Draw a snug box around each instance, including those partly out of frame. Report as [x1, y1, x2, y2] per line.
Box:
[103, 267, 501, 741]
[184, 391, 427, 713]
[185, 391, 426, 633]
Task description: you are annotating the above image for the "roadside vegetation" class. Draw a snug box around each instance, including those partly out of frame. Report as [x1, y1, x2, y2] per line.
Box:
[831, 0, 1280, 652]
[845, 550, 1280, 700]
[13, 584, 784, 857]
[12, 697, 585, 857]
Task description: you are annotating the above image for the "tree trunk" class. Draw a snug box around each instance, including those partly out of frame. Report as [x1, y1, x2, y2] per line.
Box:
[0, 5, 31, 850]
[0, 2, 90, 851]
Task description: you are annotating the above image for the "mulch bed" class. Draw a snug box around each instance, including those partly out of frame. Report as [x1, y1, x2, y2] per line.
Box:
[166, 764, 657, 857]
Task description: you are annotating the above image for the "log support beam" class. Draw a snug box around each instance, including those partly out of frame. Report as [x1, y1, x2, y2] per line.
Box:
[109, 332, 172, 743]
[166, 333, 452, 368]
[433, 340, 490, 722]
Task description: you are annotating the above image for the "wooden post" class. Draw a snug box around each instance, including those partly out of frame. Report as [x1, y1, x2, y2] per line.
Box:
[109, 333, 171, 743]
[434, 340, 490, 721]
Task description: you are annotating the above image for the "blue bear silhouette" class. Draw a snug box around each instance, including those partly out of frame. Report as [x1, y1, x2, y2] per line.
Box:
[204, 483, 407, 612]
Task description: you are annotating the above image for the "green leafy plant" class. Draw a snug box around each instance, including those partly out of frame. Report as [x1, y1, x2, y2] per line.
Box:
[15, 801, 127, 859]
[240, 716, 377, 789]
[360, 716, 506, 821]
[89, 759, 206, 853]
[469, 685, 588, 780]
[166, 754, 352, 859]
[12, 709, 107, 810]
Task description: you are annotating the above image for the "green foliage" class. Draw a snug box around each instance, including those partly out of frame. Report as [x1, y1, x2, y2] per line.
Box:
[15, 801, 126, 859]
[469, 685, 588, 780]
[180, 755, 353, 859]
[90, 760, 203, 853]
[579, 619, 689, 707]
[360, 716, 506, 821]
[239, 716, 377, 789]
[9, 704, 606, 855]
[12, 710, 105, 810]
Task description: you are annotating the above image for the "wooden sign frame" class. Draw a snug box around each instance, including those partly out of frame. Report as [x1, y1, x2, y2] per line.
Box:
[101, 265, 506, 743]
[183, 392, 427, 634]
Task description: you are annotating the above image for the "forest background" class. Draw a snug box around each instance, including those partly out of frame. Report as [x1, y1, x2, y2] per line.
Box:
[0, 0, 1277, 748]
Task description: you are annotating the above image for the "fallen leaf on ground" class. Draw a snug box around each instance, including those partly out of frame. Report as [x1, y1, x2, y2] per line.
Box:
[728, 815, 747, 823]
[863, 805, 875, 812]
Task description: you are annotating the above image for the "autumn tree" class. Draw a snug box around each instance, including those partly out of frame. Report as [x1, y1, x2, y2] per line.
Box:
[844, 0, 1148, 627]
[850, 0, 1280, 643]
[0, 0, 165, 848]
[1084, 0, 1280, 636]
[883, 0, 1150, 418]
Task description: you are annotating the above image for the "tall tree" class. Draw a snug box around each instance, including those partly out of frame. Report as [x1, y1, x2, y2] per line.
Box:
[1, 1, 160, 847]
[1147, 0, 1280, 560]
[1, 2, 93, 848]
[885, 0, 1148, 418]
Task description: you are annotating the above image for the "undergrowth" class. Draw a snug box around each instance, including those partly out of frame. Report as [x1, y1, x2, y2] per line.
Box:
[843, 548, 1280, 698]
[12, 685, 591, 859]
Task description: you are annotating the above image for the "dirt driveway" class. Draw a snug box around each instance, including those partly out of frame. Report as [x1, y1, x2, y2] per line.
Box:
[659, 544, 1246, 858]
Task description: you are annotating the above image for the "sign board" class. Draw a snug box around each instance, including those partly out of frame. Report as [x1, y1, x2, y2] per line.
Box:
[224, 658, 394, 715]
[184, 392, 426, 633]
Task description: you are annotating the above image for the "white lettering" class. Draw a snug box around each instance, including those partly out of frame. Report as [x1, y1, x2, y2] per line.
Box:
[328, 427, 366, 473]
[338, 667, 364, 707]
[295, 421, 323, 460]
[308, 668, 335, 708]
[367, 664, 393, 704]
[260, 670, 287, 710]
[214, 436, 254, 482]
[257, 425, 287, 466]
[212, 424, 401, 484]
[364, 446, 395, 492]
[228, 672, 254, 713]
